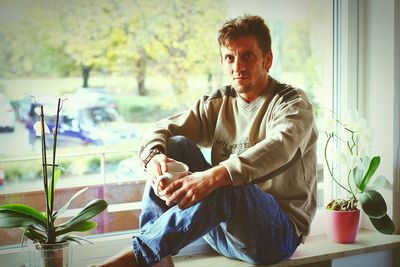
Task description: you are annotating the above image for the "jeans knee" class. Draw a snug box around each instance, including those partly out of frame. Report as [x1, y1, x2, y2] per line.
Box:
[166, 136, 194, 158]
[167, 135, 191, 147]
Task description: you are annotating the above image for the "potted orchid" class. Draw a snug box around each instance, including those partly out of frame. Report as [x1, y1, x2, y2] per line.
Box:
[322, 111, 395, 243]
[0, 98, 108, 266]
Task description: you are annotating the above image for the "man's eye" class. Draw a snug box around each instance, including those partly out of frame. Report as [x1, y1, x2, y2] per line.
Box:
[225, 55, 234, 62]
[243, 53, 253, 61]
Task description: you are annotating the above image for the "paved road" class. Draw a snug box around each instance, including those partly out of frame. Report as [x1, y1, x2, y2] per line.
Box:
[0, 121, 33, 158]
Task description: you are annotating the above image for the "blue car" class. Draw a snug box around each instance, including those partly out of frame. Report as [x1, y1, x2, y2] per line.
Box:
[28, 102, 137, 147]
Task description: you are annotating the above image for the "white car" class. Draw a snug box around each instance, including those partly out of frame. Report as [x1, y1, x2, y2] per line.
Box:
[0, 93, 16, 132]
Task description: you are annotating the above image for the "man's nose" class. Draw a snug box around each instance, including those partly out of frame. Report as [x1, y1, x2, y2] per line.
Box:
[233, 58, 245, 73]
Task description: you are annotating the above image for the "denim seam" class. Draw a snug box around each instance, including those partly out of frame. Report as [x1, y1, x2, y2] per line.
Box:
[246, 205, 298, 254]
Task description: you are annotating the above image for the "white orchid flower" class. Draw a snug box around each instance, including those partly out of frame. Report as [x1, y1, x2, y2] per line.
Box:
[348, 154, 363, 170]
[333, 150, 348, 166]
[340, 109, 355, 126]
[33, 121, 51, 137]
[319, 114, 336, 134]
[365, 175, 388, 190]
[351, 117, 368, 132]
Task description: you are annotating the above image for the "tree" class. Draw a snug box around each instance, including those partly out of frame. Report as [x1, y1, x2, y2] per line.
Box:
[142, 0, 226, 97]
[37, 0, 117, 88]
[0, 2, 77, 79]
[1, 0, 226, 98]
[103, 0, 226, 97]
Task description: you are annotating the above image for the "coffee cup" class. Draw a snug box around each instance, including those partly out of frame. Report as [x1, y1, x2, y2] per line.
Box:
[154, 161, 189, 198]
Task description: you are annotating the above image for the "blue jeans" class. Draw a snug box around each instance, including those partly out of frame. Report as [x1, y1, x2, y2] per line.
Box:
[132, 136, 300, 266]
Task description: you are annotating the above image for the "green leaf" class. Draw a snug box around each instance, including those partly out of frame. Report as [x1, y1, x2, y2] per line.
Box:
[0, 204, 47, 227]
[352, 167, 363, 187]
[25, 225, 47, 243]
[58, 199, 107, 228]
[48, 167, 61, 205]
[0, 211, 39, 228]
[53, 187, 88, 219]
[358, 156, 381, 192]
[55, 221, 97, 236]
[58, 235, 93, 245]
[359, 190, 387, 218]
[369, 214, 395, 234]
[365, 175, 388, 191]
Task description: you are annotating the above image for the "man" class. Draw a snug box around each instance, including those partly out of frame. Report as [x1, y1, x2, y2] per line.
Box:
[95, 14, 318, 267]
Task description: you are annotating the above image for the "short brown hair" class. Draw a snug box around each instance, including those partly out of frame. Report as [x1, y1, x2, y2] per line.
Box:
[217, 15, 272, 55]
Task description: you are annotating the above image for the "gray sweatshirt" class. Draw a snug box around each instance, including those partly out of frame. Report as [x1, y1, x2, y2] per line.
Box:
[139, 77, 318, 238]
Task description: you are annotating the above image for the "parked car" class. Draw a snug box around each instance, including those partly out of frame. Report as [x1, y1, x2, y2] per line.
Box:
[72, 87, 117, 109]
[17, 97, 32, 126]
[0, 93, 16, 132]
[27, 100, 137, 147]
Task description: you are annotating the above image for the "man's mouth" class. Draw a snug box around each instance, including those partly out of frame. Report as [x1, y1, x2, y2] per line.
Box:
[234, 76, 249, 80]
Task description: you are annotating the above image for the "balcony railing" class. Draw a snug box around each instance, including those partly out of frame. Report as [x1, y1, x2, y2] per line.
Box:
[0, 149, 146, 247]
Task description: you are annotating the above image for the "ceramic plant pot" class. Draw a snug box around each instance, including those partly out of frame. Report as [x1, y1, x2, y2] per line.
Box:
[324, 209, 361, 244]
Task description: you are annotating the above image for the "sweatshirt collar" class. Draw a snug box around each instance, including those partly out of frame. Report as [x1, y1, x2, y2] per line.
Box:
[237, 76, 279, 111]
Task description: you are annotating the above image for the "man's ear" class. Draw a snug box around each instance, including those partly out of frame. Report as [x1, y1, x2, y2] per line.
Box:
[264, 52, 273, 72]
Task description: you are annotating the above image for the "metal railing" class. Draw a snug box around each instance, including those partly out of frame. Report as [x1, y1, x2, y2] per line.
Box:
[0, 148, 140, 191]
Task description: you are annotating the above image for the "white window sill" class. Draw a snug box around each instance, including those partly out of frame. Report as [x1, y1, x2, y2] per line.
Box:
[174, 230, 400, 267]
[1, 229, 399, 267]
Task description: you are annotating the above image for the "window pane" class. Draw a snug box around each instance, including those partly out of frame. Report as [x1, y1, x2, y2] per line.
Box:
[0, 0, 333, 247]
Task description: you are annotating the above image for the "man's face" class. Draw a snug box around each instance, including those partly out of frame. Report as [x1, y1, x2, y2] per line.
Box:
[220, 36, 272, 96]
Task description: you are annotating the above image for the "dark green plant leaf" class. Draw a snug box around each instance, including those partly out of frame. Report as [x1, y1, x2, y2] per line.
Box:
[58, 235, 93, 245]
[369, 214, 395, 234]
[55, 221, 97, 236]
[0, 204, 47, 225]
[0, 204, 48, 229]
[57, 199, 107, 228]
[0, 211, 39, 228]
[358, 156, 380, 192]
[359, 190, 387, 218]
[25, 225, 47, 243]
[48, 167, 61, 207]
[29, 222, 47, 233]
[53, 187, 88, 219]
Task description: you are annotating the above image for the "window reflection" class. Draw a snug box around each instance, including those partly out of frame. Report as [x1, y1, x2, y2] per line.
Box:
[0, 0, 333, 247]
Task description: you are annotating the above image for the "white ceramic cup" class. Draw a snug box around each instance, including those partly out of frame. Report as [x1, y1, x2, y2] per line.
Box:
[154, 161, 189, 198]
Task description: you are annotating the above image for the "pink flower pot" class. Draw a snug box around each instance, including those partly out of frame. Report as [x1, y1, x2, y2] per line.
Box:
[324, 209, 361, 243]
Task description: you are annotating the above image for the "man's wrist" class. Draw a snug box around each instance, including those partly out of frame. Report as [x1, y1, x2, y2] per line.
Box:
[142, 148, 163, 170]
[210, 165, 232, 188]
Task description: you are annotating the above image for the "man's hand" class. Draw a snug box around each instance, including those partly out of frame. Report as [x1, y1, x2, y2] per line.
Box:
[146, 153, 175, 192]
[164, 165, 232, 209]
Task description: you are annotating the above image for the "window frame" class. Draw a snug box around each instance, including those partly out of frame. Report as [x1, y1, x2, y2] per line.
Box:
[4, 0, 397, 257]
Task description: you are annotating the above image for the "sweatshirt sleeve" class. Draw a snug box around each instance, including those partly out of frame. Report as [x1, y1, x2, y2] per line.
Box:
[138, 96, 217, 167]
[220, 94, 318, 186]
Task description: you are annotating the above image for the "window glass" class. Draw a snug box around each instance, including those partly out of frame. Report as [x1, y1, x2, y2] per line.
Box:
[0, 0, 332, 247]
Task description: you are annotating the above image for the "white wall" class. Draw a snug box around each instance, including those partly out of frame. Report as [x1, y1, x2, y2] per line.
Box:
[362, 0, 396, 227]
[332, 249, 393, 267]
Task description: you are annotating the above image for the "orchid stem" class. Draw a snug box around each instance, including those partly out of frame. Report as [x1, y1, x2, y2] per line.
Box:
[324, 133, 352, 195]
[39, 106, 51, 242]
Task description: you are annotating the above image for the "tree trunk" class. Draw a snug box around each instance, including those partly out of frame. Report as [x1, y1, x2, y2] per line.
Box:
[136, 52, 147, 96]
[207, 72, 213, 92]
[171, 72, 187, 96]
[82, 65, 91, 88]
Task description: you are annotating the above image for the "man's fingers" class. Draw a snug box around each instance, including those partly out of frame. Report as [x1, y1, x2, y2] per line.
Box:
[160, 160, 168, 174]
[164, 179, 181, 196]
[165, 181, 185, 206]
[177, 192, 195, 209]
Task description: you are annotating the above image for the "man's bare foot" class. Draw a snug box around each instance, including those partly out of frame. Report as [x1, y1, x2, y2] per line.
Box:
[90, 246, 138, 267]
[153, 256, 175, 267]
